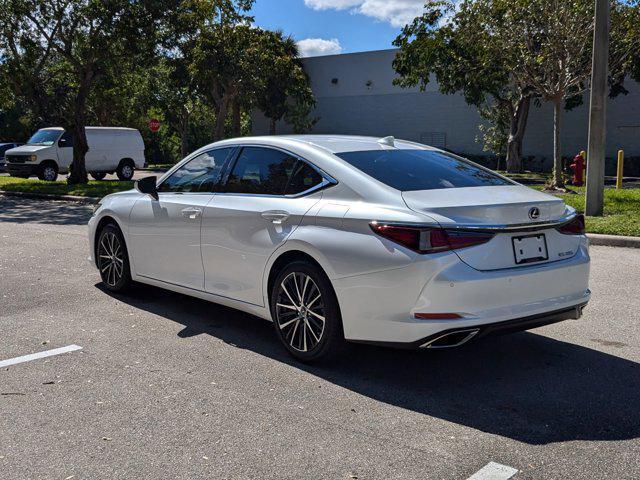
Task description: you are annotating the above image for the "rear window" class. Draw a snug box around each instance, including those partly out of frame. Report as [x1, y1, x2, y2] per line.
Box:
[336, 149, 514, 191]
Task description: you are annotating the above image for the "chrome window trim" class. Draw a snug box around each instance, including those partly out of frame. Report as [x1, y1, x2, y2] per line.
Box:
[221, 144, 338, 198]
[215, 178, 334, 199]
[372, 212, 578, 233]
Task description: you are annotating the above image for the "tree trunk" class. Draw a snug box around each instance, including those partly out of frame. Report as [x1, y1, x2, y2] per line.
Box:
[552, 96, 564, 188]
[505, 96, 531, 173]
[180, 123, 189, 158]
[67, 74, 93, 185]
[214, 95, 230, 141]
[231, 100, 241, 137]
[179, 114, 190, 158]
[269, 118, 277, 135]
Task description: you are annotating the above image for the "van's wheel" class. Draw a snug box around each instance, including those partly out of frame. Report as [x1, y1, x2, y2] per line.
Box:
[91, 172, 107, 181]
[96, 223, 132, 292]
[37, 162, 58, 181]
[116, 160, 134, 181]
[270, 261, 345, 362]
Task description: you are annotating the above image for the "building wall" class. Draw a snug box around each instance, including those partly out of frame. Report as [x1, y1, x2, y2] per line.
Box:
[252, 49, 640, 170]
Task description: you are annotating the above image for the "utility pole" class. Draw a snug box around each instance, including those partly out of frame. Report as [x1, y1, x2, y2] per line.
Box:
[585, 0, 610, 216]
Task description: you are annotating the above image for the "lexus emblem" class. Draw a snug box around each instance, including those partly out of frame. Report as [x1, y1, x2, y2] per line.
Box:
[529, 207, 541, 220]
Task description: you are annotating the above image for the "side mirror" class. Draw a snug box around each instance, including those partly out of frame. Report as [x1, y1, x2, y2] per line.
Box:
[135, 176, 158, 200]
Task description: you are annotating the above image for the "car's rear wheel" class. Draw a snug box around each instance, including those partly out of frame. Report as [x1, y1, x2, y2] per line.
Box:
[270, 261, 344, 362]
[91, 172, 107, 181]
[97, 224, 132, 292]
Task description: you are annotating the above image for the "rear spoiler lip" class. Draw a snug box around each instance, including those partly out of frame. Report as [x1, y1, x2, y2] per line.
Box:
[373, 212, 578, 234]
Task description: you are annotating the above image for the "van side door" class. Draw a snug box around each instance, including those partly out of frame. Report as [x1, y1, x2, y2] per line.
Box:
[56, 132, 74, 172]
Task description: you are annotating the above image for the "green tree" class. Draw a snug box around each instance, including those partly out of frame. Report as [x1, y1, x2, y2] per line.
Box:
[168, 1, 254, 141]
[255, 30, 316, 135]
[393, 0, 534, 172]
[394, 0, 640, 180]
[502, 0, 640, 188]
[0, 0, 172, 184]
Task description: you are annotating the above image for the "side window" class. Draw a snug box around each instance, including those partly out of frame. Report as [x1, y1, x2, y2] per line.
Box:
[225, 147, 298, 195]
[158, 148, 233, 193]
[58, 132, 73, 148]
[285, 161, 324, 195]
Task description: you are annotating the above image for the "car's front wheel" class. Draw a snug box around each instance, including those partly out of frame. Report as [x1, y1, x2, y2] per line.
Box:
[37, 162, 58, 181]
[270, 261, 344, 362]
[97, 223, 132, 292]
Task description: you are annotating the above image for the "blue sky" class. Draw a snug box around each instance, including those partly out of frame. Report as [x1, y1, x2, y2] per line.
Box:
[251, 0, 426, 57]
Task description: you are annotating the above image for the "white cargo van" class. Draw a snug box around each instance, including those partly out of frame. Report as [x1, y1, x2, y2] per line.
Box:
[5, 127, 145, 181]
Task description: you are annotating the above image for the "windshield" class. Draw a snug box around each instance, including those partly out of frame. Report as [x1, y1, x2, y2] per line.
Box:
[336, 149, 515, 192]
[27, 130, 62, 146]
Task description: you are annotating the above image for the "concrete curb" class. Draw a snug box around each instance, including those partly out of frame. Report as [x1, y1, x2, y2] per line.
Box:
[0, 190, 99, 204]
[587, 233, 640, 248]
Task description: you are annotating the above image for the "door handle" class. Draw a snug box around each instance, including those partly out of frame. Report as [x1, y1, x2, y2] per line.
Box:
[181, 207, 202, 219]
[261, 210, 290, 224]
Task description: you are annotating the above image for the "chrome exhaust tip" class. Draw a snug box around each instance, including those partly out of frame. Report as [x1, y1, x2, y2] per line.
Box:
[419, 328, 480, 349]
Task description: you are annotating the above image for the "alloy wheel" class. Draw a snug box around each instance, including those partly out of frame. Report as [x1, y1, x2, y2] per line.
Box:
[98, 231, 124, 287]
[275, 272, 326, 352]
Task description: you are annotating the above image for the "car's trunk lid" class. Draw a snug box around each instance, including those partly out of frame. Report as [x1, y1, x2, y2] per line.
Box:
[402, 185, 581, 270]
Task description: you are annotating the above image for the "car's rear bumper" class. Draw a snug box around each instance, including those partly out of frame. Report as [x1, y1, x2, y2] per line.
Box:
[351, 301, 588, 349]
[334, 238, 590, 345]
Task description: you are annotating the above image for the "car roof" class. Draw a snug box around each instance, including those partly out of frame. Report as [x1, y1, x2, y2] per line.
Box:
[218, 135, 438, 154]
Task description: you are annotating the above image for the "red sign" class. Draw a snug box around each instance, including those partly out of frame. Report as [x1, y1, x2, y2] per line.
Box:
[149, 118, 161, 133]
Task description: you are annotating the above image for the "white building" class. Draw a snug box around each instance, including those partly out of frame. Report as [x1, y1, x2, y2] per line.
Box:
[252, 49, 640, 172]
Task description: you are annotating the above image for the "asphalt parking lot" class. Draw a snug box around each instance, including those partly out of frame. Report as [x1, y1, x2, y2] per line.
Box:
[1, 195, 639, 479]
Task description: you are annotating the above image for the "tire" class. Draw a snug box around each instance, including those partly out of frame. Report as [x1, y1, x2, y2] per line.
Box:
[116, 160, 134, 181]
[96, 223, 132, 293]
[37, 162, 58, 181]
[91, 172, 107, 181]
[270, 261, 344, 362]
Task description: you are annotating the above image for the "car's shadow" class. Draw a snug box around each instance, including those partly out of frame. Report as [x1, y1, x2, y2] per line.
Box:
[98, 282, 640, 446]
[0, 195, 93, 225]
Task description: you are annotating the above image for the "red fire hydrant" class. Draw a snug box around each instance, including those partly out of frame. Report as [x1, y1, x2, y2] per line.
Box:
[570, 153, 586, 186]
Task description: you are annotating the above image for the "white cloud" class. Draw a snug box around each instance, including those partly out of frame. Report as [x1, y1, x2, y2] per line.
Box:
[297, 38, 343, 57]
[304, 0, 426, 28]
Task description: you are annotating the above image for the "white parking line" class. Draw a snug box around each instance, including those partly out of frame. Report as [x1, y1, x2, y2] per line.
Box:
[0, 345, 83, 368]
[467, 462, 518, 480]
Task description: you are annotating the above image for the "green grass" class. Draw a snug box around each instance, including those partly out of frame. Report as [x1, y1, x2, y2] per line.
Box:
[0, 176, 134, 198]
[533, 186, 640, 237]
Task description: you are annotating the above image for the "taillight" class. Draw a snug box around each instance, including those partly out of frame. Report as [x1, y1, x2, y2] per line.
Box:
[370, 223, 494, 254]
[557, 214, 585, 235]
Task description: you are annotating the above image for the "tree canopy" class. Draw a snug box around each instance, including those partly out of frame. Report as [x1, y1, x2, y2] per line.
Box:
[394, 0, 640, 180]
[0, 0, 316, 181]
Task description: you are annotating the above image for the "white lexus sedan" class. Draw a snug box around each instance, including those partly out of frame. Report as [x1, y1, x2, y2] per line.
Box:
[88, 135, 590, 361]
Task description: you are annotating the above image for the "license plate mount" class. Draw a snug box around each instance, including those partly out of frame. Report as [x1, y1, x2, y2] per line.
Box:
[512, 234, 548, 265]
